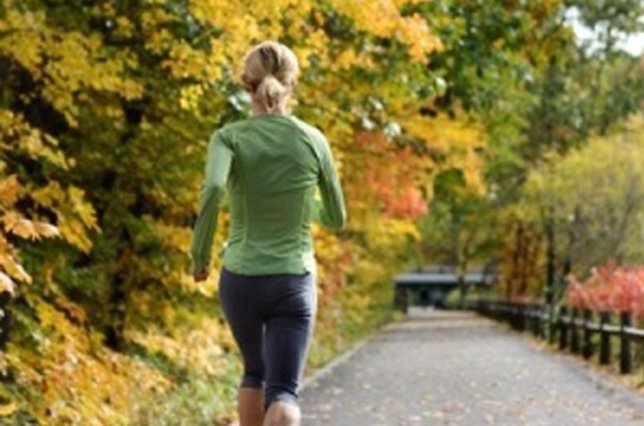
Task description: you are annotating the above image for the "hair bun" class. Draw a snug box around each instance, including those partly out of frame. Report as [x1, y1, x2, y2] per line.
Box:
[256, 75, 287, 113]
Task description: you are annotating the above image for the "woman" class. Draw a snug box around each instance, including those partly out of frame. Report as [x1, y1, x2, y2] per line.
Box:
[190, 40, 347, 426]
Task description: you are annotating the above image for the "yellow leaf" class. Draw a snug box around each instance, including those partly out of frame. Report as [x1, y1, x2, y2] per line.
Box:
[0, 272, 15, 296]
[9, 218, 40, 240]
[0, 402, 16, 416]
[55, 293, 87, 324]
[0, 175, 21, 206]
[68, 187, 98, 230]
[0, 254, 32, 283]
[30, 181, 65, 208]
[57, 217, 93, 253]
[1, 212, 19, 232]
[33, 221, 61, 238]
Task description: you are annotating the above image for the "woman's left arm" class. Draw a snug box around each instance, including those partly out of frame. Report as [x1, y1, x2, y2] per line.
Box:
[190, 130, 234, 279]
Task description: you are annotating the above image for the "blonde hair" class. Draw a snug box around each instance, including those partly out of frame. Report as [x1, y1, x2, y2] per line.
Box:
[241, 41, 299, 114]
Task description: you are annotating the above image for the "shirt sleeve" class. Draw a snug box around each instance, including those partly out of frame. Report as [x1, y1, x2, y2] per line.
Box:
[189, 130, 233, 274]
[315, 134, 347, 232]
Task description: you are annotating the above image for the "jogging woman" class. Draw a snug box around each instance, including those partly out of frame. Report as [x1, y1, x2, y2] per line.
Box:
[190, 41, 347, 426]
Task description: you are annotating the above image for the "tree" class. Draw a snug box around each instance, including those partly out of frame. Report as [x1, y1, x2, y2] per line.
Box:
[523, 114, 644, 277]
[0, 1, 471, 423]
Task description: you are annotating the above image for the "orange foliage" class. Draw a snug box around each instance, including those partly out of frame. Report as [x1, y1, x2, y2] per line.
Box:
[353, 130, 428, 221]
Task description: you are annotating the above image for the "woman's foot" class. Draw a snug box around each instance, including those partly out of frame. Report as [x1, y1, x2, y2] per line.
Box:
[262, 400, 301, 426]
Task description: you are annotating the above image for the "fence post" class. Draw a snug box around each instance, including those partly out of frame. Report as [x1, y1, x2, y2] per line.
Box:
[512, 303, 520, 331]
[521, 303, 527, 330]
[547, 305, 556, 344]
[559, 306, 568, 350]
[570, 308, 580, 354]
[525, 303, 531, 333]
[513, 303, 519, 330]
[599, 311, 611, 365]
[540, 304, 547, 339]
[532, 304, 540, 337]
[582, 309, 593, 359]
[620, 311, 632, 374]
[394, 287, 408, 314]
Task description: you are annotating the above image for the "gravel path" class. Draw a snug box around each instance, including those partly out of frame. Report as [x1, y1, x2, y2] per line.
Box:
[299, 308, 644, 426]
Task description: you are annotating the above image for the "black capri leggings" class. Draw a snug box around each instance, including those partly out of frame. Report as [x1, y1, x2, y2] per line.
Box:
[218, 266, 317, 412]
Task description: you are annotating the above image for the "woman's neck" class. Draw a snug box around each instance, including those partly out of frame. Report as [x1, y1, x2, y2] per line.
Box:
[251, 102, 287, 116]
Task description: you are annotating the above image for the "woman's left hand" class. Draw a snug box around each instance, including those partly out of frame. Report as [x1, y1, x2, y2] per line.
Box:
[193, 267, 209, 282]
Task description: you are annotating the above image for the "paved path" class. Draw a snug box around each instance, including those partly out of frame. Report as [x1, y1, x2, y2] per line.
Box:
[299, 308, 644, 426]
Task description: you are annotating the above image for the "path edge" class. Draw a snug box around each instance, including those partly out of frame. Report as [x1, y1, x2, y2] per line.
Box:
[300, 320, 389, 390]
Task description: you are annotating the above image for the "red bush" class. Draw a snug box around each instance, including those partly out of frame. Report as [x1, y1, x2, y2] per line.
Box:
[566, 262, 644, 318]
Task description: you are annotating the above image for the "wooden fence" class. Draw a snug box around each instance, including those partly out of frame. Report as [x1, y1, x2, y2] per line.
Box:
[469, 300, 644, 374]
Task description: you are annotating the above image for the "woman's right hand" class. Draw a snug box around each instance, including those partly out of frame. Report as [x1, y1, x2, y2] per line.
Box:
[193, 267, 209, 282]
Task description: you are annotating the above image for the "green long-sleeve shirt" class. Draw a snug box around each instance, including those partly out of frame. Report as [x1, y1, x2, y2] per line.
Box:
[189, 113, 347, 276]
